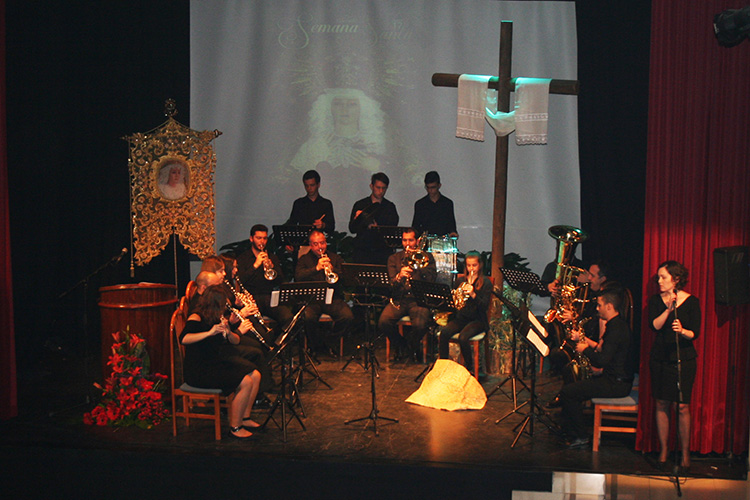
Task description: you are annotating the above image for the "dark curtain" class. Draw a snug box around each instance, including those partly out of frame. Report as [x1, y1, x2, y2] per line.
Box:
[0, 0, 18, 419]
[6, 2, 191, 373]
[637, 0, 750, 454]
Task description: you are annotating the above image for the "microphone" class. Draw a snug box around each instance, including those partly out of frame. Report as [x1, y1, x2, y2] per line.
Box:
[114, 247, 128, 263]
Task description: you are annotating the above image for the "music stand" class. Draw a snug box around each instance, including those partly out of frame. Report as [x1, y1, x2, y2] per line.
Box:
[492, 288, 558, 448]
[342, 264, 398, 435]
[272, 224, 314, 269]
[272, 282, 333, 392]
[263, 303, 308, 442]
[409, 280, 455, 382]
[272, 224, 314, 248]
[374, 225, 412, 248]
[486, 268, 546, 403]
[340, 263, 390, 373]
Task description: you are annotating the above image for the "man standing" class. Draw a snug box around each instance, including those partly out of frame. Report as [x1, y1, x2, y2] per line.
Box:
[558, 285, 633, 448]
[295, 230, 353, 358]
[377, 227, 437, 361]
[286, 169, 335, 233]
[236, 224, 293, 330]
[348, 172, 399, 264]
[411, 171, 458, 238]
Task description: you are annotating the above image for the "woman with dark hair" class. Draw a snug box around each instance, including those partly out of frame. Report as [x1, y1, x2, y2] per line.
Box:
[180, 285, 262, 440]
[648, 260, 701, 469]
[438, 251, 492, 373]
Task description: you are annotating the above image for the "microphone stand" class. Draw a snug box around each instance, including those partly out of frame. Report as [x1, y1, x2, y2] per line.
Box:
[51, 248, 127, 416]
[671, 290, 684, 496]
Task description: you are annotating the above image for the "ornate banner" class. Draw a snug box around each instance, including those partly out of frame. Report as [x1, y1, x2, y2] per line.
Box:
[124, 100, 221, 266]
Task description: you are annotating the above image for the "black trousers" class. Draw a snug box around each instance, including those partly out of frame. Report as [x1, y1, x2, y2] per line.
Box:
[559, 375, 632, 439]
[438, 318, 484, 371]
[303, 298, 354, 350]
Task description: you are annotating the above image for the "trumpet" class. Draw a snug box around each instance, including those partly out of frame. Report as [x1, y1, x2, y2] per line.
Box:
[258, 243, 277, 281]
[320, 252, 339, 284]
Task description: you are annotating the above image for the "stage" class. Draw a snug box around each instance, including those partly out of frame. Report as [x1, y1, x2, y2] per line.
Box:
[1, 340, 746, 499]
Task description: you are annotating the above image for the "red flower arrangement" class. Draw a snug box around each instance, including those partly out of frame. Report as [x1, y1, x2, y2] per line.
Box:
[84, 330, 169, 429]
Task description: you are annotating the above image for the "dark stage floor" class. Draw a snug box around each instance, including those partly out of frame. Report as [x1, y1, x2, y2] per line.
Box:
[1, 342, 746, 499]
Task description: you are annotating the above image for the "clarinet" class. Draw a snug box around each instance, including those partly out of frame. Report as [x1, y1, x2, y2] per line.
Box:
[224, 278, 269, 329]
[226, 300, 273, 350]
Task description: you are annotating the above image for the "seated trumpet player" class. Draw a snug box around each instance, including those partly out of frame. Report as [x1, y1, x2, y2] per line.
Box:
[236, 224, 294, 332]
[294, 229, 353, 358]
[438, 251, 492, 373]
[377, 227, 437, 362]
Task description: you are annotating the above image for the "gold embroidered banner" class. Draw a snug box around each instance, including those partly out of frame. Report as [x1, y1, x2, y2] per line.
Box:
[124, 101, 221, 266]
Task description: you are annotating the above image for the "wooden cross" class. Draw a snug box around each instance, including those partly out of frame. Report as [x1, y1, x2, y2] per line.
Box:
[432, 21, 579, 284]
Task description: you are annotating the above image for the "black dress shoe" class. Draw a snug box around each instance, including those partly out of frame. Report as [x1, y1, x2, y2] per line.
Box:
[253, 396, 272, 410]
[546, 395, 562, 409]
[565, 436, 591, 449]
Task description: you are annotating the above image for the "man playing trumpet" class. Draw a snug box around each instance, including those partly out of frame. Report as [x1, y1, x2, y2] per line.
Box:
[295, 229, 353, 358]
[377, 227, 436, 362]
[438, 251, 492, 373]
[236, 224, 293, 330]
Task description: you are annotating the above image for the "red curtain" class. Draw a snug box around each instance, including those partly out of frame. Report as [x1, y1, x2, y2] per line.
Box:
[637, 0, 750, 454]
[0, 0, 17, 420]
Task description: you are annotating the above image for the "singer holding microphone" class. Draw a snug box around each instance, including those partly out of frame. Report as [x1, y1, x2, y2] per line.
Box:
[648, 260, 700, 470]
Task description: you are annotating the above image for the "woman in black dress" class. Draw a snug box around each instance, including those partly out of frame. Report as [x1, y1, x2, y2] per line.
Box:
[180, 285, 263, 440]
[648, 260, 700, 468]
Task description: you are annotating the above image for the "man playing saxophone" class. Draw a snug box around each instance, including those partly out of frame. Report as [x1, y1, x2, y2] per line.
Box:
[377, 227, 436, 362]
[236, 224, 293, 331]
[295, 229, 353, 358]
[438, 251, 492, 374]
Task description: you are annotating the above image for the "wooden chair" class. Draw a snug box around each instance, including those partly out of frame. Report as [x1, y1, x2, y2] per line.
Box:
[591, 374, 639, 452]
[169, 307, 233, 440]
[385, 316, 429, 362]
[318, 313, 345, 357]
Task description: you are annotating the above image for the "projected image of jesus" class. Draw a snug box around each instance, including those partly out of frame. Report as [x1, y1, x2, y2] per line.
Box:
[291, 88, 387, 178]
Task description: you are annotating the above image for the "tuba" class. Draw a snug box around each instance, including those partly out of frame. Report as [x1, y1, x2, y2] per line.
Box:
[543, 225, 589, 323]
[402, 234, 430, 271]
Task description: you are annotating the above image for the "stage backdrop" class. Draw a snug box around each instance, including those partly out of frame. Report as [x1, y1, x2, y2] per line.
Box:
[190, 0, 580, 310]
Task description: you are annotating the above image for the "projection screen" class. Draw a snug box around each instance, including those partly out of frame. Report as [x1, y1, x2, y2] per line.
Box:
[190, 0, 579, 311]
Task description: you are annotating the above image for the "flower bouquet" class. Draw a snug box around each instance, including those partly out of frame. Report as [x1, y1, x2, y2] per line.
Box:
[83, 330, 169, 429]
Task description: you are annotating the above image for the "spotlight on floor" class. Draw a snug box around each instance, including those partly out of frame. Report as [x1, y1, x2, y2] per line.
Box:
[714, 6, 750, 47]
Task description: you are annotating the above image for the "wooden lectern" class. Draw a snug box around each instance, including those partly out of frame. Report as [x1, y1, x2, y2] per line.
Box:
[98, 283, 178, 379]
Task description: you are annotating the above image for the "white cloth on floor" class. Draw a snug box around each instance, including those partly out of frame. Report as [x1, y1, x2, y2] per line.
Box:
[456, 74, 493, 141]
[514, 77, 551, 145]
[405, 359, 487, 411]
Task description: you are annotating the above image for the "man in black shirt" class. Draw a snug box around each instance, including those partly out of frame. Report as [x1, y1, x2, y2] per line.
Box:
[348, 172, 399, 264]
[411, 171, 457, 237]
[377, 227, 437, 361]
[236, 224, 293, 331]
[286, 169, 335, 233]
[558, 285, 633, 448]
[295, 229, 353, 358]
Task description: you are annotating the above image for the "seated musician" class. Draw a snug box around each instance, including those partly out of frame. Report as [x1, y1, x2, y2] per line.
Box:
[546, 260, 611, 408]
[558, 284, 633, 449]
[188, 270, 222, 314]
[438, 251, 492, 373]
[348, 172, 399, 265]
[377, 227, 437, 362]
[294, 229, 353, 358]
[236, 224, 294, 330]
[180, 285, 263, 440]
